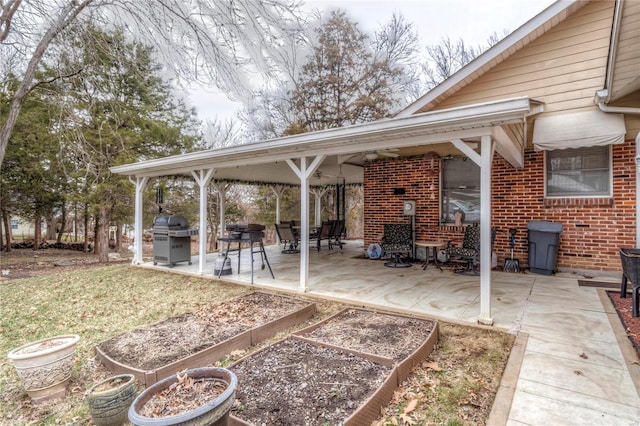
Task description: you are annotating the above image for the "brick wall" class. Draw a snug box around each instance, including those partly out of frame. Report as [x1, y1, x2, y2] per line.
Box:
[363, 141, 636, 272]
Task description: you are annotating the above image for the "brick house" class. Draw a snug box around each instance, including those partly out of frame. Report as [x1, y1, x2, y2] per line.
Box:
[112, 0, 639, 324]
[364, 0, 640, 274]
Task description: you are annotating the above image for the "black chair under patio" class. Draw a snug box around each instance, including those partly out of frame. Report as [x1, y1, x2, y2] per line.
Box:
[315, 220, 334, 251]
[330, 219, 345, 250]
[381, 223, 413, 268]
[275, 222, 299, 253]
[446, 225, 480, 274]
[619, 248, 640, 317]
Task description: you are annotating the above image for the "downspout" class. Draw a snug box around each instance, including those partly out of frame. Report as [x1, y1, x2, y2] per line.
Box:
[595, 90, 640, 246]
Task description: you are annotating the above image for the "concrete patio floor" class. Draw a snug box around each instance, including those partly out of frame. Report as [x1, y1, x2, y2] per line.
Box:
[140, 239, 640, 425]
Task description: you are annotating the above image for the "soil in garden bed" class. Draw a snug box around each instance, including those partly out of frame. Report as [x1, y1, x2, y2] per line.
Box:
[231, 338, 392, 425]
[298, 309, 436, 361]
[230, 309, 436, 425]
[96, 292, 311, 370]
[607, 291, 640, 358]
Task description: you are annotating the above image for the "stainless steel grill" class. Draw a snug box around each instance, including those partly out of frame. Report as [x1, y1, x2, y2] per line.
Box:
[152, 215, 196, 267]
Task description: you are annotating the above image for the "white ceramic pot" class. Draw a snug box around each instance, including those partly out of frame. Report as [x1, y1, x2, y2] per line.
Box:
[7, 334, 80, 403]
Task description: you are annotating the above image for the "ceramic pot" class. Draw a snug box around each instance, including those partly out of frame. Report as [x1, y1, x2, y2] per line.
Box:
[128, 367, 237, 426]
[87, 374, 137, 426]
[7, 334, 80, 404]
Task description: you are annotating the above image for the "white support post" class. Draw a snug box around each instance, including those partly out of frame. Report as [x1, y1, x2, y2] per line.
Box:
[478, 135, 494, 325]
[270, 185, 287, 225]
[192, 169, 215, 274]
[131, 176, 149, 265]
[286, 155, 325, 292]
[213, 182, 229, 239]
[309, 187, 328, 226]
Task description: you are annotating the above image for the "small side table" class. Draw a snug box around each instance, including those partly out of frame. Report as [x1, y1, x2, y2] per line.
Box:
[415, 241, 447, 271]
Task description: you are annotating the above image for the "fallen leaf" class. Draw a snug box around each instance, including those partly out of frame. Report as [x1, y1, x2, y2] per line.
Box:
[403, 399, 418, 414]
[423, 361, 442, 371]
[579, 352, 588, 359]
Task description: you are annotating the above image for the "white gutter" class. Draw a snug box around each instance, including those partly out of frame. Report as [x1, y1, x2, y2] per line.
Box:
[601, 0, 624, 104]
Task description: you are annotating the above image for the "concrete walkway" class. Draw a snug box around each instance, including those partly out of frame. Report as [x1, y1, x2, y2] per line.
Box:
[141, 240, 640, 425]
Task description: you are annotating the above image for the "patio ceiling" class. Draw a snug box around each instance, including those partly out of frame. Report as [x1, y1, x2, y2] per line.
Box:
[110, 97, 543, 185]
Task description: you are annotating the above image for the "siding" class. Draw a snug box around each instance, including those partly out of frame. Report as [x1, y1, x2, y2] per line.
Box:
[611, 0, 640, 100]
[424, 1, 614, 118]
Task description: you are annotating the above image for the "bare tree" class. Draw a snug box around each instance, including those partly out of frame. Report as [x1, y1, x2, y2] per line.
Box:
[372, 13, 423, 103]
[421, 30, 510, 90]
[0, 0, 304, 166]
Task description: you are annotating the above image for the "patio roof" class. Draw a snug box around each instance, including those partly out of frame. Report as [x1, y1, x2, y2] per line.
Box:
[110, 97, 543, 185]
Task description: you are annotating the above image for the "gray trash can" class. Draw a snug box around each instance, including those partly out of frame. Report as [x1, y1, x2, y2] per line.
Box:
[527, 221, 563, 275]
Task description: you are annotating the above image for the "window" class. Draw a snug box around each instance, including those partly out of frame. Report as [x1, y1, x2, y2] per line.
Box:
[545, 146, 611, 197]
[441, 157, 480, 223]
[11, 219, 18, 230]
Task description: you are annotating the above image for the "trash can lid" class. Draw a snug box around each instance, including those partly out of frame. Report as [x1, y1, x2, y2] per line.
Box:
[527, 220, 563, 233]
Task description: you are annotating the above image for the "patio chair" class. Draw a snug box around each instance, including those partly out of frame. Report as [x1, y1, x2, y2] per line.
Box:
[446, 225, 480, 274]
[315, 220, 335, 251]
[381, 223, 413, 268]
[330, 219, 345, 250]
[275, 223, 299, 253]
[619, 248, 640, 317]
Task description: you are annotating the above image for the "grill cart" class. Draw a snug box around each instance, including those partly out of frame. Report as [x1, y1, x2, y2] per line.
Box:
[152, 215, 197, 267]
[218, 224, 274, 284]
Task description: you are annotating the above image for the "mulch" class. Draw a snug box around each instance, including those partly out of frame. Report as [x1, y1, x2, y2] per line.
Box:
[607, 291, 640, 357]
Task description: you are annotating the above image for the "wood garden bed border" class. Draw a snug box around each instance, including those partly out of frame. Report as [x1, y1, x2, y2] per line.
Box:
[228, 307, 440, 425]
[94, 292, 316, 387]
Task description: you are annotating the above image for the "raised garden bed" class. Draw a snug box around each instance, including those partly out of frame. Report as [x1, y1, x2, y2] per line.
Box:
[229, 308, 439, 425]
[94, 292, 316, 386]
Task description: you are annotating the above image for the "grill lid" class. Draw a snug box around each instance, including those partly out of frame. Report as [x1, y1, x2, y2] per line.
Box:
[154, 215, 189, 230]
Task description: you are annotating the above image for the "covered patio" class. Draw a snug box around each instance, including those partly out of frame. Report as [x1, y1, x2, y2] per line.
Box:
[135, 239, 640, 424]
[112, 96, 544, 326]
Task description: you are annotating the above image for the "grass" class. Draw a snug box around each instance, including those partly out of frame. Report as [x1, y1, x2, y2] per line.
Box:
[0, 259, 514, 425]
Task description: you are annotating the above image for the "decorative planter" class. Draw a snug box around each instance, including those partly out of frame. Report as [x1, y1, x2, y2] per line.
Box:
[128, 367, 237, 426]
[7, 334, 80, 404]
[87, 374, 138, 426]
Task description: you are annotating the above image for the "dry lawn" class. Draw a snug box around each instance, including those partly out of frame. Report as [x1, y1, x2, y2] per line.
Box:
[0, 249, 514, 425]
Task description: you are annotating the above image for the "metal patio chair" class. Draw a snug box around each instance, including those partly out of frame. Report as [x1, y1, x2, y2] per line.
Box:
[381, 223, 413, 268]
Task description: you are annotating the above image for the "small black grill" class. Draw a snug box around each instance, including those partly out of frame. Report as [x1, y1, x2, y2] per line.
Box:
[152, 215, 196, 267]
[225, 223, 266, 241]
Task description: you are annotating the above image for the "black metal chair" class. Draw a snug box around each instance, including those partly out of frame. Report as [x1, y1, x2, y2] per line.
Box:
[315, 221, 334, 251]
[446, 225, 480, 274]
[381, 223, 413, 268]
[275, 223, 299, 253]
[619, 248, 640, 317]
[330, 219, 345, 250]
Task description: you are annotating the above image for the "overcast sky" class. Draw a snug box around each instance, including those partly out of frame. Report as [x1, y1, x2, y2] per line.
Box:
[188, 0, 557, 122]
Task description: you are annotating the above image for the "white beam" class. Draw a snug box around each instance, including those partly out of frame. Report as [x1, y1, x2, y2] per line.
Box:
[192, 169, 215, 274]
[451, 139, 481, 166]
[130, 176, 149, 265]
[287, 155, 326, 292]
[478, 135, 494, 326]
[492, 126, 524, 169]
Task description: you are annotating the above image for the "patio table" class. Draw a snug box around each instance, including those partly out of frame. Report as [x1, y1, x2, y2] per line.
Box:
[415, 241, 447, 271]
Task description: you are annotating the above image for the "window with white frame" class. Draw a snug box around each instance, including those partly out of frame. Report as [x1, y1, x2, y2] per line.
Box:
[441, 157, 480, 224]
[11, 219, 18, 229]
[545, 145, 611, 197]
